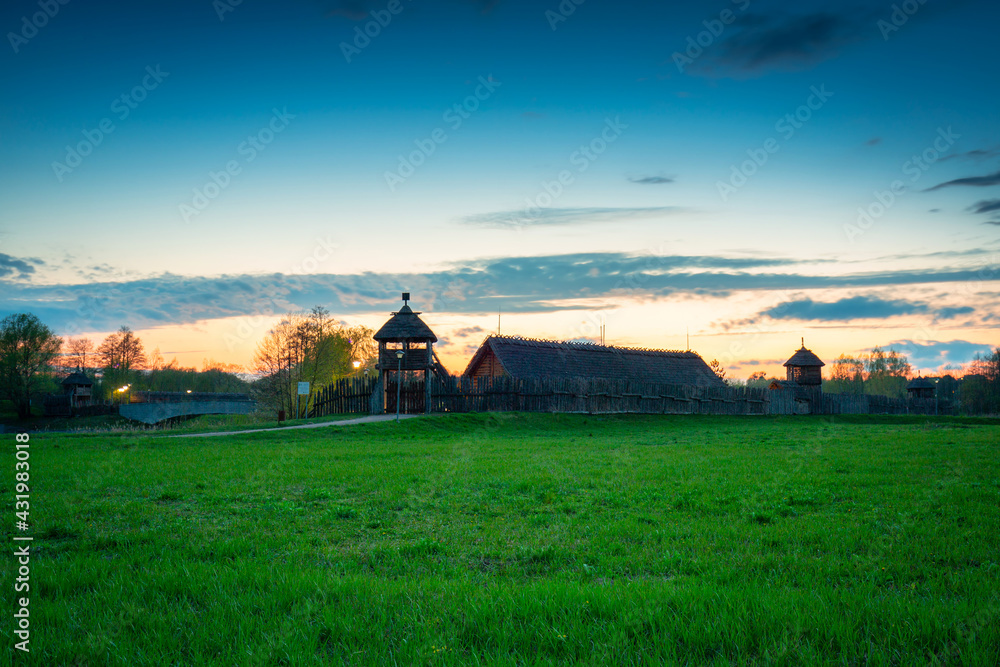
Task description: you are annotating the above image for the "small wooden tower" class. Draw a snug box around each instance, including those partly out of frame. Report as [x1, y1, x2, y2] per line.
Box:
[783, 339, 825, 386]
[373, 293, 438, 414]
[62, 369, 93, 409]
[907, 376, 935, 399]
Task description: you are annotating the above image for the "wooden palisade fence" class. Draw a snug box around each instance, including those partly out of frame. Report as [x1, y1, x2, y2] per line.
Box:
[308, 375, 945, 418]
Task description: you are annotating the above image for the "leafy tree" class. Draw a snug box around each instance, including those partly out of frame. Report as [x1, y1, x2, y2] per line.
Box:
[827, 354, 865, 395]
[0, 313, 63, 419]
[746, 371, 773, 389]
[962, 348, 1000, 414]
[864, 346, 911, 398]
[251, 307, 377, 414]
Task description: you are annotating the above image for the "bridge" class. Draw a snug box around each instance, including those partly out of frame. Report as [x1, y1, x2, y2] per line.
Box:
[119, 392, 257, 425]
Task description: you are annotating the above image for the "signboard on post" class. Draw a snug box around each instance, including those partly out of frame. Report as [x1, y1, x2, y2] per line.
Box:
[296, 382, 310, 420]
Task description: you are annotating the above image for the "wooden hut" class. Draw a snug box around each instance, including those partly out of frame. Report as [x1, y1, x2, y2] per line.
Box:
[372, 293, 446, 414]
[783, 340, 825, 386]
[906, 376, 935, 399]
[462, 335, 725, 387]
[62, 370, 93, 409]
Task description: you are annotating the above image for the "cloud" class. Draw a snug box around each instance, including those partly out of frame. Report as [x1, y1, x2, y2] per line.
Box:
[889, 339, 996, 373]
[0, 253, 42, 280]
[697, 11, 862, 76]
[761, 296, 930, 321]
[865, 137, 881, 146]
[760, 297, 978, 323]
[968, 199, 1000, 215]
[628, 175, 675, 185]
[325, 1, 370, 20]
[2, 252, 997, 334]
[925, 169, 1000, 191]
[458, 206, 682, 228]
[453, 326, 486, 338]
[940, 146, 1000, 162]
[935, 306, 975, 320]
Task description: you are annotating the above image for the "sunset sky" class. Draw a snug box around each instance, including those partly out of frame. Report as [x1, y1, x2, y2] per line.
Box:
[1, 0, 998, 377]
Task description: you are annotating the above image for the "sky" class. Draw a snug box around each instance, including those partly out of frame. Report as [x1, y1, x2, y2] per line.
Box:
[1, 0, 998, 378]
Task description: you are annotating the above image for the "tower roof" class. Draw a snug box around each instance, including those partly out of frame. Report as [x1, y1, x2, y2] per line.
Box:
[373, 297, 437, 342]
[783, 344, 825, 368]
[62, 370, 93, 386]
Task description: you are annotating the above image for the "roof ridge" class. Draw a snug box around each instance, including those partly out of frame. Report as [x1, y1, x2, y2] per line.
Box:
[485, 334, 695, 357]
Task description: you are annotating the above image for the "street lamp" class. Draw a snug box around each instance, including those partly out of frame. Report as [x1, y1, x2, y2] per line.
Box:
[395, 349, 404, 422]
[353, 360, 361, 374]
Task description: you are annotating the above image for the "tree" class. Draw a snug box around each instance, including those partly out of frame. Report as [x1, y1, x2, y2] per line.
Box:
[746, 371, 772, 389]
[96, 326, 147, 397]
[251, 307, 376, 414]
[0, 313, 63, 419]
[864, 346, 911, 398]
[64, 337, 95, 372]
[96, 326, 147, 372]
[708, 359, 728, 385]
[827, 354, 865, 395]
[963, 348, 1000, 415]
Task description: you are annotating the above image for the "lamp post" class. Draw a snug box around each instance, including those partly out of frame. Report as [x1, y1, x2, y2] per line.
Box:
[353, 360, 361, 375]
[395, 349, 404, 422]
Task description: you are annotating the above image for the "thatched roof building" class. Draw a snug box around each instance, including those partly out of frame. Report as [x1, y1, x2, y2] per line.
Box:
[783, 341, 825, 386]
[463, 335, 724, 387]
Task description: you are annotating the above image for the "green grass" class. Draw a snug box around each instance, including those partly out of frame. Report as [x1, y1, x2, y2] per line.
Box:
[3, 413, 999, 665]
[1, 408, 358, 435]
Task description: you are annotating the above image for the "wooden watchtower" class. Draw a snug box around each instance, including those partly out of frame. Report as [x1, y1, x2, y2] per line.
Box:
[783, 339, 825, 386]
[373, 293, 439, 414]
[907, 376, 935, 399]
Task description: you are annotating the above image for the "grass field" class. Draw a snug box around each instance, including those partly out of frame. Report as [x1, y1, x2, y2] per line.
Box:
[3, 413, 999, 665]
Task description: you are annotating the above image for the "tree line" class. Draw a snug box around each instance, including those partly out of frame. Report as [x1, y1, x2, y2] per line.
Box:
[1, 308, 378, 420]
[2, 311, 997, 419]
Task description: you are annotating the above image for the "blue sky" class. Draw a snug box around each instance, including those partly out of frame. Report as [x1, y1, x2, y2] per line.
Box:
[1, 0, 998, 375]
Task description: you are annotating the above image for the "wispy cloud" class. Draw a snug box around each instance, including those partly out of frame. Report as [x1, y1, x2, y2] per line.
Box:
[925, 169, 1000, 191]
[940, 145, 1000, 162]
[628, 175, 675, 185]
[458, 206, 682, 228]
[968, 199, 1000, 215]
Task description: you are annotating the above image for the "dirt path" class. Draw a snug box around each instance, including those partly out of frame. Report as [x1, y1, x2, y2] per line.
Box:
[170, 413, 422, 438]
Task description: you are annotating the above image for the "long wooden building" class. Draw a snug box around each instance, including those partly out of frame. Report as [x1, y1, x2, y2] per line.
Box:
[462, 335, 725, 387]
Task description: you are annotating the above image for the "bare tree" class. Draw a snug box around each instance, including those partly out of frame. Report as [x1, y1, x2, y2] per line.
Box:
[96, 326, 147, 372]
[64, 337, 95, 372]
